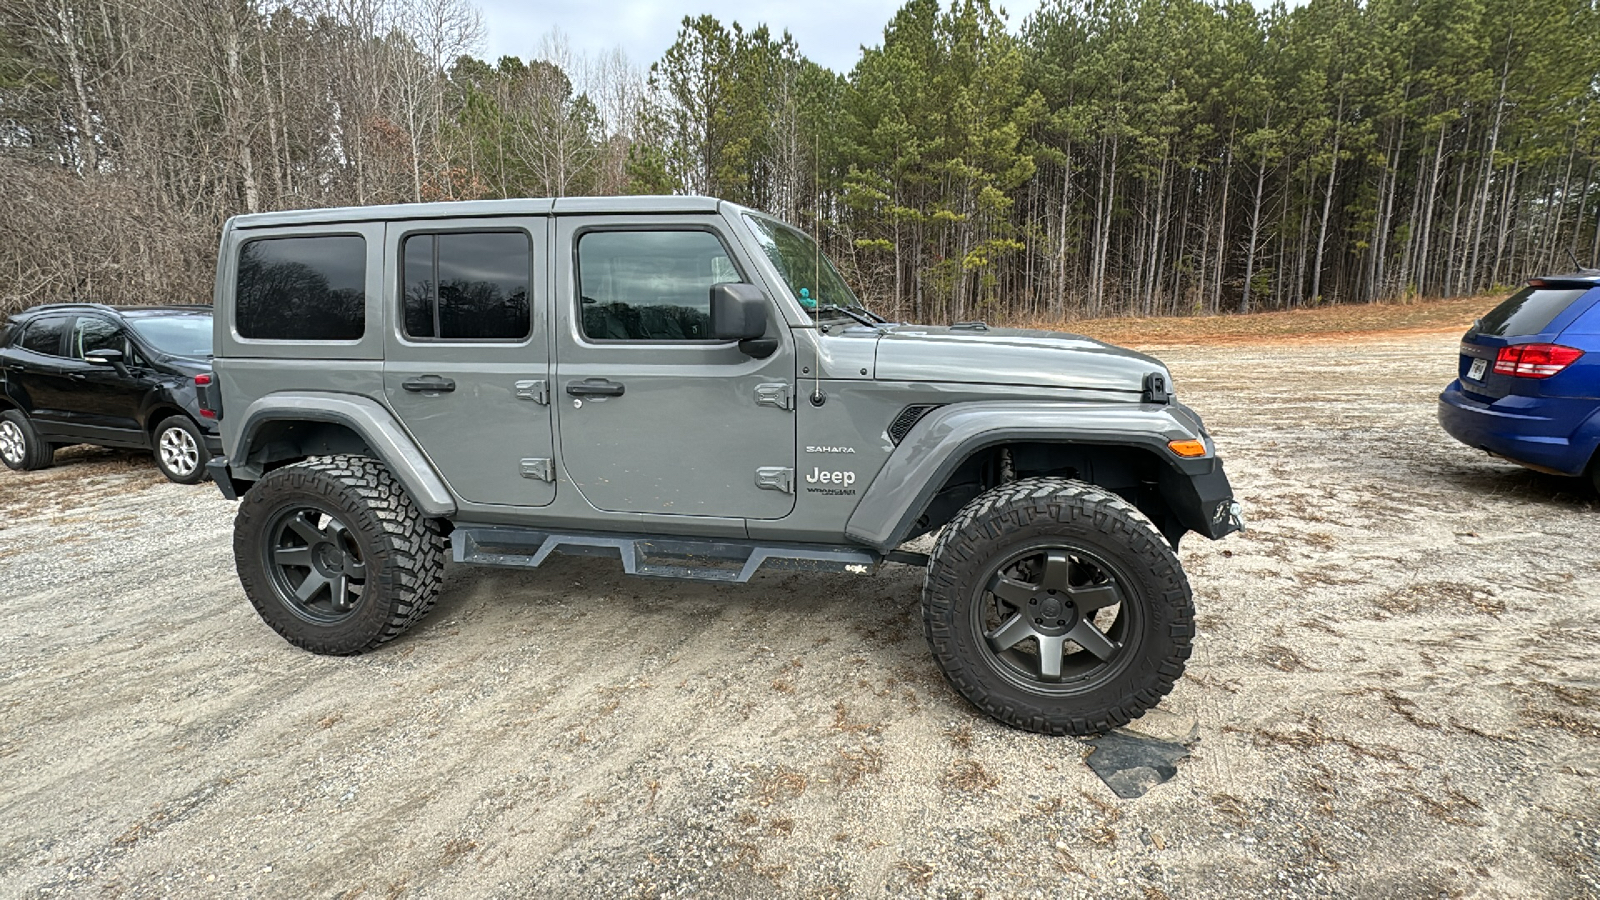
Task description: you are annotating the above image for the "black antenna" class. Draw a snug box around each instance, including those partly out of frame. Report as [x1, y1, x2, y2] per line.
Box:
[1565, 248, 1583, 272]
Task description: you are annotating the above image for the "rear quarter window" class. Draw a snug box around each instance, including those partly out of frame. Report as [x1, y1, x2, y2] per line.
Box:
[236, 235, 366, 341]
[1475, 286, 1590, 337]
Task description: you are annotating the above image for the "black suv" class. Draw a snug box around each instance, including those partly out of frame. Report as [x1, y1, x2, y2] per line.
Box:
[0, 304, 219, 483]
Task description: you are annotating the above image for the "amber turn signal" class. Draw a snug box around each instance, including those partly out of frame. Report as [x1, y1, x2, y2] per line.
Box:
[1167, 439, 1207, 458]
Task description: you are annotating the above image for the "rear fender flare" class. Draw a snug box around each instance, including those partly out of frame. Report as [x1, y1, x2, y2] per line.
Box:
[844, 400, 1230, 552]
[231, 392, 456, 518]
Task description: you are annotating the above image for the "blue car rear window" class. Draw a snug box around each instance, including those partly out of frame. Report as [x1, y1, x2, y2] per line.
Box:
[1475, 287, 1589, 337]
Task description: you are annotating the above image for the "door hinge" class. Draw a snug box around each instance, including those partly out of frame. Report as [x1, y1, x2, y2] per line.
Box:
[515, 379, 549, 405]
[754, 382, 794, 411]
[520, 458, 555, 482]
[755, 466, 794, 494]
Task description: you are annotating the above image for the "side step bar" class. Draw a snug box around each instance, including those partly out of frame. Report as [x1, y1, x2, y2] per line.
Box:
[451, 526, 905, 584]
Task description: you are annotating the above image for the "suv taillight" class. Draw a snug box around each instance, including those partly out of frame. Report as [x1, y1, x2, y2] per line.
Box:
[195, 373, 218, 419]
[1492, 343, 1583, 378]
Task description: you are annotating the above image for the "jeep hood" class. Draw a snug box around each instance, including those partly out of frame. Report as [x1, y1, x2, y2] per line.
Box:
[870, 325, 1168, 395]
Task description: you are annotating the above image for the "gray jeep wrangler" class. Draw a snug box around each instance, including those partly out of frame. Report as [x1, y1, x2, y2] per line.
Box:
[203, 196, 1241, 736]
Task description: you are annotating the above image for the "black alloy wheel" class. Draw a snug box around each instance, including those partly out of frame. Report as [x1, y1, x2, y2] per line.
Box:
[922, 477, 1195, 736]
[973, 544, 1138, 694]
[265, 506, 369, 624]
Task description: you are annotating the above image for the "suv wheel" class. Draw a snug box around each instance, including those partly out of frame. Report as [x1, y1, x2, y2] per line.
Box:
[922, 477, 1194, 736]
[152, 415, 210, 484]
[0, 410, 55, 471]
[234, 455, 446, 655]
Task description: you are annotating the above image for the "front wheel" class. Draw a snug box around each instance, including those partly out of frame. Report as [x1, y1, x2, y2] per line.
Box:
[922, 477, 1194, 736]
[152, 415, 211, 484]
[234, 455, 445, 655]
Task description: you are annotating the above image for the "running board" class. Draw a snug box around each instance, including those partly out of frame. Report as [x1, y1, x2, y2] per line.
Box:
[451, 526, 886, 584]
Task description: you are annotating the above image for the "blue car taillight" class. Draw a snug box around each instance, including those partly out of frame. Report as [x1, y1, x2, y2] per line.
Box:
[1491, 344, 1583, 379]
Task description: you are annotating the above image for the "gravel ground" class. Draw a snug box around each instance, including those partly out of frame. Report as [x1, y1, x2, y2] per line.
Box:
[1, 330, 1597, 899]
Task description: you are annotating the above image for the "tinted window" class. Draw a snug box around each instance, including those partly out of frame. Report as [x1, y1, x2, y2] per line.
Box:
[20, 317, 67, 355]
[402, 232, 531, 340]
[577, 230, 741, 341]
[236, 236, 365, 340]
[128, 313, 213, 358]
[1476, 287, 1591, 337]
[71, 317, 123, 359]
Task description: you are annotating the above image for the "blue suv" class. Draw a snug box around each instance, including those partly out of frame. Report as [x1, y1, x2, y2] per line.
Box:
[1439, 271, 1600, 490]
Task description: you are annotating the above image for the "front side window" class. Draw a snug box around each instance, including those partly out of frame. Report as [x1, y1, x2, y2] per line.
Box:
[576, 230, 740, 341]
[236, 235, 366, 341]
[72, 317, 123, 360]
[19, 317, 68, 355]
[402, 231, 531, 341]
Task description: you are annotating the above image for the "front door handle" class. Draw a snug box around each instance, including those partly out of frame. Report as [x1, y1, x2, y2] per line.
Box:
[565, 378, 625, 398]
[402, 375, 456, 394]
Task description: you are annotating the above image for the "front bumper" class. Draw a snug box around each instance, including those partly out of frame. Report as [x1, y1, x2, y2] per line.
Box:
[1160, 457, 1243, 542]
[1438, 381, 1598, 477]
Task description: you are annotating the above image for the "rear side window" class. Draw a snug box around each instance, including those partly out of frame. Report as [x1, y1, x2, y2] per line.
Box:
[577, 230, 741, 341]
[1476, 287, 1590, 337]
[19, 317, 67, 355]
[402, 231, 531, 341]
[236, 235, 366, 341]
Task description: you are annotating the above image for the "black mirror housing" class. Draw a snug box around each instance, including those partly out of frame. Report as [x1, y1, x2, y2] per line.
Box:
[84, 348, 125, 366]
[709, 283, 768, 342]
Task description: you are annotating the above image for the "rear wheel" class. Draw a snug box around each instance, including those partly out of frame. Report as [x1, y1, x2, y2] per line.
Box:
[0, 410, 54, 471]
[922, 477, 1194, 736]
[152, 415, 210, 484]
[234, 455, 445, 655]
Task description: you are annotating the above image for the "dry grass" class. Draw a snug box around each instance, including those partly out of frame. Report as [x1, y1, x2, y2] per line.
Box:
[1004, 293, 1497, 346]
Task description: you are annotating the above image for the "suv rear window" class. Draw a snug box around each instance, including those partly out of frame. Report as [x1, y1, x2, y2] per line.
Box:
[236, 235, 366, 341]
[402, 231, 531, 341]
[20, 317, 67, 355]
[1475, 286, 1591, 337]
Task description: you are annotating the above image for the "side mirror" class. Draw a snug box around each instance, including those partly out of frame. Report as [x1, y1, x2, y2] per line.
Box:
[709, 283, 776, 358]
[84, 348, 128, 373]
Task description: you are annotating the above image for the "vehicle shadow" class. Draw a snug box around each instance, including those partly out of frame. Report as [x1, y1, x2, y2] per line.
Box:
[1432, 460, 1597, 510]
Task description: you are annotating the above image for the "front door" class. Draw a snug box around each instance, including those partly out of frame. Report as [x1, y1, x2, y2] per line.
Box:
[552, 216, 796, 519]
[382, 218, 557, 508]
[63, 315, 152, 440]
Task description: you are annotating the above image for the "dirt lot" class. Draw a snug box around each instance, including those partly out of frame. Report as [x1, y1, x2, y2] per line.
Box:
[2, 317, 1598, 899]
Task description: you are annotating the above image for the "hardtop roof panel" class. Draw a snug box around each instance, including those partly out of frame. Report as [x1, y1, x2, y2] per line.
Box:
[228, 196, 727, 230]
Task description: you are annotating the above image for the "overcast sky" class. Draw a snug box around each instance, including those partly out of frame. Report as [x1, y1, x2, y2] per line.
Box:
[472, 1, 1048, 75]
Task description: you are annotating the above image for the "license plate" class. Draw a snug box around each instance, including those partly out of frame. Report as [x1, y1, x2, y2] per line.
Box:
[1468, 357, 1487, 381]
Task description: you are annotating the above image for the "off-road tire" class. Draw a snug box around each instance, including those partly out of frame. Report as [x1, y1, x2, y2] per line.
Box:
[151, 415, 210, 484]
[922, 477, 1194, 736]
[0, 410, 54, 471]
[234, 454, 445, 655]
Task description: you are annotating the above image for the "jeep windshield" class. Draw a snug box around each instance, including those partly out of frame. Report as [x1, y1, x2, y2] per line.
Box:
[743, 214, 880, 324]
[128, 312, 213, 359]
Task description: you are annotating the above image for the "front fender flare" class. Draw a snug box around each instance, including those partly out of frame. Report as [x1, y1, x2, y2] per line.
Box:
[231, 392, 456, 518]
[844, 400, 1235, 552]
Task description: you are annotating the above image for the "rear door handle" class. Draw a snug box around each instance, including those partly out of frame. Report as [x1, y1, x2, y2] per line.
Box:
[565, 378, 625, 398]
[68, 372, 88, 381]
[402, 376, 455, 393]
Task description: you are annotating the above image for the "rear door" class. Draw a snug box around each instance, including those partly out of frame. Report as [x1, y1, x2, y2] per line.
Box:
[4, 315, 74, 427]
[382, 217, 557, 508]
